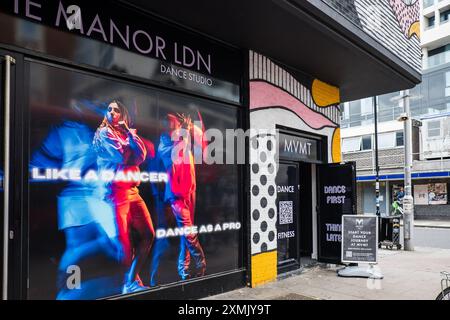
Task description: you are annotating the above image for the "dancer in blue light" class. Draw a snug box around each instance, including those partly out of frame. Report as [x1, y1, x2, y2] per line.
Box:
[30, 100, 121, 299]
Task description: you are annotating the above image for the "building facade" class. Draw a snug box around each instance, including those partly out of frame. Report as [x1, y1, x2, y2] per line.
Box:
[341, 0, 450, 219]
[0, 0, 420, 300]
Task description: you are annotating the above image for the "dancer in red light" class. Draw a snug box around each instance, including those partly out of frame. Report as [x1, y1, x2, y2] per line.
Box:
[158, 112, 206, 280]
[93, 99, 154, 294]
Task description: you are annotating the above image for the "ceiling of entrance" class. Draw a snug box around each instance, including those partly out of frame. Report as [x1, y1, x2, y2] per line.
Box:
[123, 0, 421, 102]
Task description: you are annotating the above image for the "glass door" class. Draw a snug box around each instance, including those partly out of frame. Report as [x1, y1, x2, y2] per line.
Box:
[25, 59, 242, 300]
[276, 161, 300, 271]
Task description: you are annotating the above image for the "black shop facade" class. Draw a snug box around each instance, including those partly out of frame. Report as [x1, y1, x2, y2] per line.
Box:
[0, 0, 246, 300]
[0, 0, 357, 300]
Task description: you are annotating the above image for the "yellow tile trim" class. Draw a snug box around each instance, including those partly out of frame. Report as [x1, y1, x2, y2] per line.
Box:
[332, 128, 342, 163]
[250, 251, 277, 287]
[311, 79, 340, 107]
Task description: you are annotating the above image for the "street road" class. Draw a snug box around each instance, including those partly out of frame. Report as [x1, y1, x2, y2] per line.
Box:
[400, 227, 450, 249]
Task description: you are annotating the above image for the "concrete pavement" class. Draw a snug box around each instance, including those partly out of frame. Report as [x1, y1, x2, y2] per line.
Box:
[206, 247, 450, 300]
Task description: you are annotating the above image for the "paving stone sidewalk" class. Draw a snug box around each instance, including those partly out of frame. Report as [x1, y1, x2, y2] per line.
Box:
[206, 247, 450, 300]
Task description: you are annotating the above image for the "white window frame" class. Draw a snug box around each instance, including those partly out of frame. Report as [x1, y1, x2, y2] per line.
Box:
[342, 136, 362, 153]
[395, 131, 404, 147]
[378, 132, 396, 149]
[361, 135, 372, 151]
[427, 120, 442, 139]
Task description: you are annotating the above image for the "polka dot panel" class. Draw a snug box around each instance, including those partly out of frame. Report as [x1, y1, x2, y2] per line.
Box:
[250, 133, 278, 255]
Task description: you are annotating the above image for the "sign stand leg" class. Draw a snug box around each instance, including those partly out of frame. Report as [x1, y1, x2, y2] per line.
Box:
[337, 263, 384, 279]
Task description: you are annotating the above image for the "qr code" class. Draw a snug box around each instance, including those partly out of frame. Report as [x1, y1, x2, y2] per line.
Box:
[346, 251, 353, 258]
[279, 201, 293, 225]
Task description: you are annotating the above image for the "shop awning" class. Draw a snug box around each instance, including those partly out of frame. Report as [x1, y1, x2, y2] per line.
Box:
[124, 0, 421, 102]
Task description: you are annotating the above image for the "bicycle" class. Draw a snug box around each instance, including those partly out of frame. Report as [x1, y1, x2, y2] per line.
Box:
[436, 271, 450, 300]
[391, 200, 403, 216]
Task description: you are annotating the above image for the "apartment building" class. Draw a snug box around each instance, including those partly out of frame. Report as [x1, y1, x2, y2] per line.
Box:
[341, 0, 450, 219]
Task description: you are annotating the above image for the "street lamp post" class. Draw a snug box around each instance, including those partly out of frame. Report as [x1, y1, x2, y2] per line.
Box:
[401, 90, 414, 251]
[373, 96, 380, 217]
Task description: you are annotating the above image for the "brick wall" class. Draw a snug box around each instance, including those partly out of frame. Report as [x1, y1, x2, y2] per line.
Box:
[415, 205, 450, 220]
[343, 147, 405, 172]
[343, 150, 373, 169]
[379, 148, 405, 168]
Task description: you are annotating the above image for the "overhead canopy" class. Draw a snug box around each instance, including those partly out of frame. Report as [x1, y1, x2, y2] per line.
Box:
[124, 0, 421, 102]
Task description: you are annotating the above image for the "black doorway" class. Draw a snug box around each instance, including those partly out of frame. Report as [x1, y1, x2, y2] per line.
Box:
[299, 162, 313, 258]
[276, 161, 300, 273]
[275, 127, 330, 273]
[276, 160, 314, 274]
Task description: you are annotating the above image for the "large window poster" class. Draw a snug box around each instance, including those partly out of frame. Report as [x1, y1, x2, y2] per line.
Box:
[413, 183, 448, 205]
[428, 183, 448, 205]
[27, 61, 241, 300]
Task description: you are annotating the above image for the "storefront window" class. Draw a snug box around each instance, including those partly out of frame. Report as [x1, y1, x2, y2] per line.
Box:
[27, 61, 242, 300]
[414, 182, 448, 205]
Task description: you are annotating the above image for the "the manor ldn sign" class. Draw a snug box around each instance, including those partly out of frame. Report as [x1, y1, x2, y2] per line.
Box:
[0, 0, 243, 103]
[4, 0, 213, 74]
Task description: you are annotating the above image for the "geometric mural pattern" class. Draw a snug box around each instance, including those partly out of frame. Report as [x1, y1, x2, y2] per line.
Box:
[249, 133, 278, 255]
[248, 50, 341, 286]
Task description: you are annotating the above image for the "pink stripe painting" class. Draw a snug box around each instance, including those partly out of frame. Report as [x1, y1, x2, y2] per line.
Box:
[250, 81, 337, 130]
